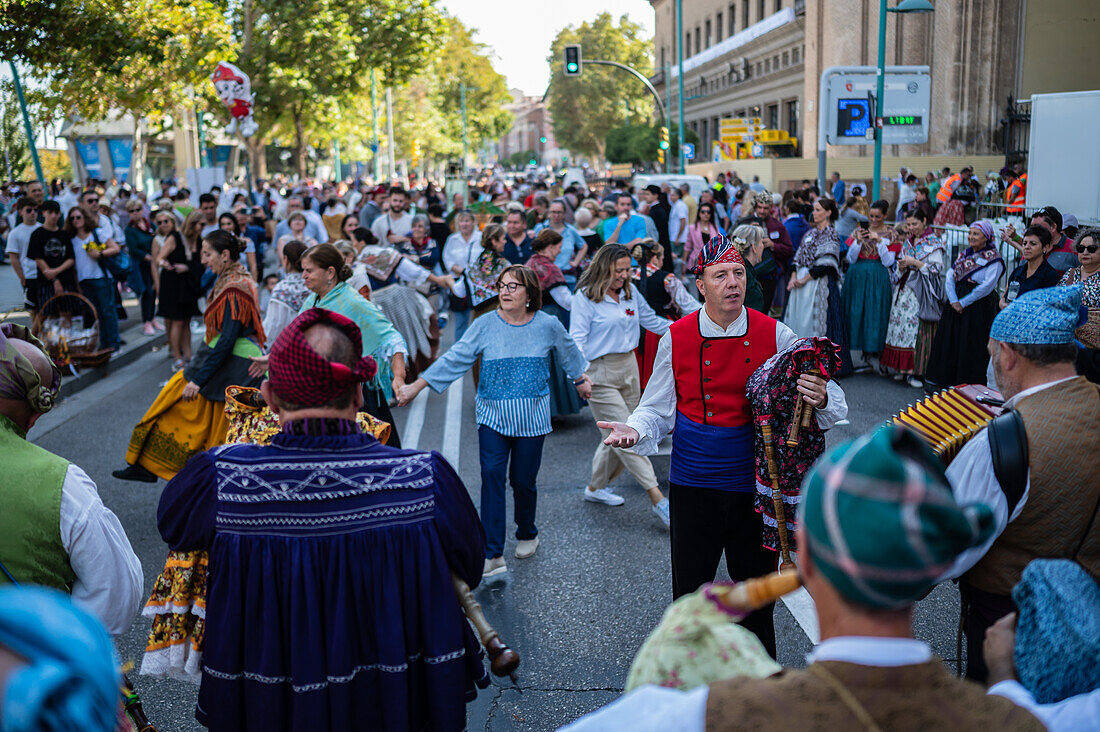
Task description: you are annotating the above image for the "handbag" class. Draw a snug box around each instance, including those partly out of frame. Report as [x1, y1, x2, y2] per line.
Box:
[910, 266, 945, 322]
[92, 227, 131, 283]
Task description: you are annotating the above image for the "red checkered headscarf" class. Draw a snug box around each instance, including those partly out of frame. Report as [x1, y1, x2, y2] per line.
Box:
[688, 234, 745, 275]
[267, 308, 378, 406]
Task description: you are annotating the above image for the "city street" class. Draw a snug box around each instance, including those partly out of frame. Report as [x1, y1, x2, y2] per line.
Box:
[15, 257, 967, 730]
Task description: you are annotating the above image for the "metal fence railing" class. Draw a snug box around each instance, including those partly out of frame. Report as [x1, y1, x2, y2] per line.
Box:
[929, 220, 1024, 288]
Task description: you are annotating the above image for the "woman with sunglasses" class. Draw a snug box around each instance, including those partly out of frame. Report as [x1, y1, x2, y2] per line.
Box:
[683, 202, 725, 273]
[397, 265, 590, 577]
[926, 220, 1005, 388]
[153, 212, 201, 369]
[1059, 227, 1100, 383]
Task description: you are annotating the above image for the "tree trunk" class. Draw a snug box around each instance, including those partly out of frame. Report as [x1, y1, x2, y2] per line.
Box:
[246, 134, 267, 180]
[130, 115, 147, 192]
[293, 107, 307, 180]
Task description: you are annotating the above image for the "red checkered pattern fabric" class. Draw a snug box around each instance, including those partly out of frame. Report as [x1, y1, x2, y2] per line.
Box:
[268, 308, 378, 406]
[688, 235, 745, 275]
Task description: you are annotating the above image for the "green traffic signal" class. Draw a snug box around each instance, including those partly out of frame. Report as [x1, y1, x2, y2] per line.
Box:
[659, 141, 670, 150]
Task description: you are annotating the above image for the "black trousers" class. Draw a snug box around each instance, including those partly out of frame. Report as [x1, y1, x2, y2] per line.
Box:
[364, 387, 401, 448]
[669, 483, 778, 658]
[961, 581, 1016, 683]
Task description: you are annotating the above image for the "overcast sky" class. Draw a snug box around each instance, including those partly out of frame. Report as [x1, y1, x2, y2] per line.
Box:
[439, 0, 655, 97]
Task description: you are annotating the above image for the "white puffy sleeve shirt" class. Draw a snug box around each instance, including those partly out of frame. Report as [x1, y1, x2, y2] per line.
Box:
[626, 308, 848, 455]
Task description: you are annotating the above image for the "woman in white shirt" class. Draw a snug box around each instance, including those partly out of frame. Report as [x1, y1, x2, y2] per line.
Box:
[569, 244, 672, 526]
[443, 211, 483, 339]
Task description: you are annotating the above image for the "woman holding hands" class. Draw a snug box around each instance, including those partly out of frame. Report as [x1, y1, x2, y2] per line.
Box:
[398, 265, 590, 577]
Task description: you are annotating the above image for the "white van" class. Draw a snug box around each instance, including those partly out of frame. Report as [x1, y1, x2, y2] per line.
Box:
[631, 174, 711, 200]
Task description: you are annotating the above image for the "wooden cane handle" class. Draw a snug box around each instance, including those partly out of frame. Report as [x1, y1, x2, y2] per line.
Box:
[452, 574, 521, 678]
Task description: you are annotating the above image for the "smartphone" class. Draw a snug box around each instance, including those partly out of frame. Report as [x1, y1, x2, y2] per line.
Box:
[859, 220, 870, 231]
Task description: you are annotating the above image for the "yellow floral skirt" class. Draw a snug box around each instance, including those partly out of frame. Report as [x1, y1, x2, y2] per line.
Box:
[124, 371, 232, 482]
[140, 387, 391, 683]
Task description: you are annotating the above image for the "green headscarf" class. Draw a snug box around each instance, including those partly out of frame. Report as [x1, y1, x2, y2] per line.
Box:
[0, 324, 60, 413]
[799, 424, 996, 610]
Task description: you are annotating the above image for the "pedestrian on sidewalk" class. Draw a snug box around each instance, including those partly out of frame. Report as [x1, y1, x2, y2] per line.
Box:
[598, 235, 847, 655]
[157, 307, 490, 731]
[398, 265, 590, 577]
[570, 245, 672, 525]
[67, 202, 121, 352]
[154, 212, 203, 369]
[114, 231, 265, 482]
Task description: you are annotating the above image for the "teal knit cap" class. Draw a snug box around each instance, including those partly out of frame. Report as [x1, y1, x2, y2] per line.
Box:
[800, 424, 997, 610]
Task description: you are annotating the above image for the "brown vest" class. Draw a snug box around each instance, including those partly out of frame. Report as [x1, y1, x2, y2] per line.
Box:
[967, 377, 1100, 595]
[705, 660, 1043, 731]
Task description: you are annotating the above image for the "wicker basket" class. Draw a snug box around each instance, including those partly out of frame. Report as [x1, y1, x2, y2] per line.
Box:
[31, 291, 113, 369]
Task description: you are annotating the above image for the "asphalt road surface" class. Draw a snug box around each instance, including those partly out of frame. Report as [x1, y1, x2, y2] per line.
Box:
[26, 308, 968, 731]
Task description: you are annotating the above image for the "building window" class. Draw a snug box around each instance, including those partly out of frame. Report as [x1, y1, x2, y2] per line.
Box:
[729, 4, 736, 35]
[660, 47, 666, 69]
[706, 20, 712, 48]
[755, 61, 762, 76]
[775, 0, 783, 11]
[701, 119, 709, 150]
[685, 32, 691, 57]
[742, 1, 749, 29]
[716, 12, 723, 41]
[767, 103, 779, 130]
[758, 0, 766, 20]
[736, 109, 746, 118]
[773, 54, 780, 69]
[782, 50, 789, 66]
[785, 99, 799, 138]
[695, 27, 701, 55]
[764, 58, 770, 73]
[792, 46, 800, 63]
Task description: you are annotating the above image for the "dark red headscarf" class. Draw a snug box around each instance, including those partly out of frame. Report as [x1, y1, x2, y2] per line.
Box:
[268, 308, 378, 406]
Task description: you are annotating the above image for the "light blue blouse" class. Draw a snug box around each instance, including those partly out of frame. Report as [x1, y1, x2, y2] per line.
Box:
[422, 310, 588, 437]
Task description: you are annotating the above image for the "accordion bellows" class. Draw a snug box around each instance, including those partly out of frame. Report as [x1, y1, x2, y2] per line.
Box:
[892, 384, 1003, 464]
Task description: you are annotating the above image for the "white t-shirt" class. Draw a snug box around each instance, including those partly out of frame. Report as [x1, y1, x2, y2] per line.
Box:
[668, 200, 689, 244]
[370, 212, 414, 244]
[5, 222, 41, 280]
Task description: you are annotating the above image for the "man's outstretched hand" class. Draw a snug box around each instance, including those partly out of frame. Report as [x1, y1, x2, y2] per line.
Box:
[598, 421, 640, 448]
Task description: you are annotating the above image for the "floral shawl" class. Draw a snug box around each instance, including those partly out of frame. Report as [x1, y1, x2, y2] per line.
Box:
[269, 272, 310, 314]
[204, 261, 265, 348]
[1059, 267, 1100, 308]
[526, 252, 565, 292]
[468, 250, 507, 306]
[792, 225, 841, 272]
[952, 244, 1003, 283]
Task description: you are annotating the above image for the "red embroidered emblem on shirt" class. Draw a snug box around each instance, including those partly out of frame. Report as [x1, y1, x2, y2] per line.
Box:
[625, 309, 635, 316]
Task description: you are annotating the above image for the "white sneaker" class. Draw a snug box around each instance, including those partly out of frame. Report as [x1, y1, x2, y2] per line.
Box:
[907, 376, 924, 388]
[515, 536, 539, 559]
[651, 498, 670, 527]
[483, 557, 507, 577]
[584, 487, 625, 506]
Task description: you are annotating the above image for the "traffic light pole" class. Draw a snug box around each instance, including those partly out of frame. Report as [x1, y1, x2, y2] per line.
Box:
[676, 0, 685, 174]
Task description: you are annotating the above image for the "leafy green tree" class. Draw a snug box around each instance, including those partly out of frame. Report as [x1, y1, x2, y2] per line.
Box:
[605, 124, 698, 165]
[547, 13, 654, 160]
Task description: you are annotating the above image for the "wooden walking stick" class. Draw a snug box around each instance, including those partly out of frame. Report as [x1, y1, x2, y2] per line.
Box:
[760, 419, 796, 572]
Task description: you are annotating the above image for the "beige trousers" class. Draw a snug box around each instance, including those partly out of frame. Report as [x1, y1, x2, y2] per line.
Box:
[586, 351, 659, 491]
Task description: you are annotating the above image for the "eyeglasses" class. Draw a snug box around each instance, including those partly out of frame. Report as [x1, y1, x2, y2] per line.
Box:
[85, 198, 99, 204]
[1076, 244, 1099, 254]
[496, 282, 523, 293]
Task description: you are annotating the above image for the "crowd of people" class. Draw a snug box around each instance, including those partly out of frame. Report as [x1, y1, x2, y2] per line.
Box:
[0, 166, 1097, 731]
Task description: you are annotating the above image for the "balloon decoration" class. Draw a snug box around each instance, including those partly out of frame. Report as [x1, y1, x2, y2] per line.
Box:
[210, 61, 258, 137]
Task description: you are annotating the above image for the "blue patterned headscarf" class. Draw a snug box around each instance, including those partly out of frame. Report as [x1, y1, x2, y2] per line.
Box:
[990, 284, 1085, 345]
[0, 587, 120, 732]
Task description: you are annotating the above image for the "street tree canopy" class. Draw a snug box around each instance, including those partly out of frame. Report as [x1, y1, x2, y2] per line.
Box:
[547, 13, 653, 159]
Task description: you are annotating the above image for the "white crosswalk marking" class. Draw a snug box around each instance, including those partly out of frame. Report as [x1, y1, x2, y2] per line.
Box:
[441, 376, 464, 471]
[400, 388, 429, 449]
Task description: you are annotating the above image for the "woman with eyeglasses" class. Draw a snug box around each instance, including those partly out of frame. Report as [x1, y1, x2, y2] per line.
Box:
[153, 212, 202, 369]
[1059, 227, 1100, 383]
[397, 265, 590, 577]
[925, 220, 1005, 388]
[683, 203, 725, 273]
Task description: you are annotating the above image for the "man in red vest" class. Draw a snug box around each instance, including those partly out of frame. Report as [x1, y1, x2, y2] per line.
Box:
[598, 235, 848, 655]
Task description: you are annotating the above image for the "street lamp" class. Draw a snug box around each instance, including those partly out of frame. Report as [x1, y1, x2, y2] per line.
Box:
[872, 0, 934, 200]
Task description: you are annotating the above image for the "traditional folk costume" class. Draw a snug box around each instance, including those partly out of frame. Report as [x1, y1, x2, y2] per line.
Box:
[841, 233, 894, 355]
[123, 262, 265, 480]
[527, 251, 585, 417]
[261, 270, 310, 344]
[945, 285, 1100, 682]
[355, 244, 437, 378]
[880, 232, 947, 376]
[564, 425, 1041, 732]
[155, 309, 489, 732]
[300, 280, 407, 444]
[626, 237, 847, 655]
[782, 224, 853, 375]
[926, 221, 1004, 388]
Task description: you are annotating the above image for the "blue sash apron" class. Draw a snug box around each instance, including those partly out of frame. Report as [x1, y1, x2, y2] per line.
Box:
[669, 411, 756, 490]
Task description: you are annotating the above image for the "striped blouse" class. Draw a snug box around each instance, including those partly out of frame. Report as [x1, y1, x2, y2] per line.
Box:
[421, 310, 588, 437]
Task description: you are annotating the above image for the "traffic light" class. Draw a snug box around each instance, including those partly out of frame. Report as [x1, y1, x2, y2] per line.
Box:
[659, 126, 670, 151]
[564, 45, 581, 76]
[411, 139, 422, 161]
[539, 136, 547, 144]
[657, 150, 665, 165]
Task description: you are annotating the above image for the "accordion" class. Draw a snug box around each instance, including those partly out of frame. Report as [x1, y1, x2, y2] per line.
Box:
[892, 384, 1004, 464]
